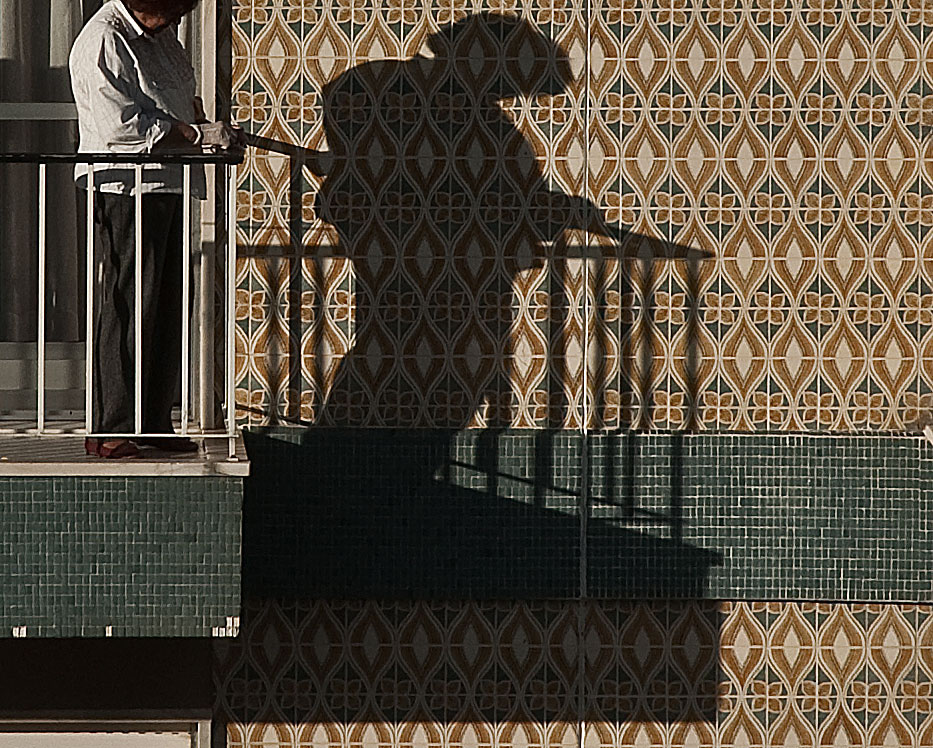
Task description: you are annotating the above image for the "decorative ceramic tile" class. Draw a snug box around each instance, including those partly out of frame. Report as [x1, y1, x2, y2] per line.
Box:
[230, 0, 933, 430]
[217, 600, 933, 747]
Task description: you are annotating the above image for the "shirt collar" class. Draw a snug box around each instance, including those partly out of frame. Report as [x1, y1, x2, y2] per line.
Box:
[112, 0, 146, 39]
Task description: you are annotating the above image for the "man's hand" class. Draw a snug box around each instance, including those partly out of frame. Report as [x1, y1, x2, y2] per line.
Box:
[230, 124, 247, 148]
[153, 120, 200, 151]
[195, 121, 238, 149]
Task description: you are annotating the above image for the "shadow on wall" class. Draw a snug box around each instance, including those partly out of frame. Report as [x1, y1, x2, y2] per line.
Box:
[239, 11, 721, 605]
[230, 428, 723, 736]
[243, 11, 712, 431]
[214, 599, 724, 745]
[224, 11, 722, 742]
[242, 429, 721, 600]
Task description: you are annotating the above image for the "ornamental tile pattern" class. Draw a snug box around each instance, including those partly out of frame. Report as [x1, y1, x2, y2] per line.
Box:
[231, 1, 933, 430]
[216, 599, 933, 747]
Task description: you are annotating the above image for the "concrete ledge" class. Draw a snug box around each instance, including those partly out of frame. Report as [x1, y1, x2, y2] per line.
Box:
[0, 436, 249, 477]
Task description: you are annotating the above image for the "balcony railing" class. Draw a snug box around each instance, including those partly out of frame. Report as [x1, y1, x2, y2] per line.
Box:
[0, 151, 242, 459]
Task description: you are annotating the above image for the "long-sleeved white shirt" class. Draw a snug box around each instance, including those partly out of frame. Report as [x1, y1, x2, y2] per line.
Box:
[69, 0, 205, 196]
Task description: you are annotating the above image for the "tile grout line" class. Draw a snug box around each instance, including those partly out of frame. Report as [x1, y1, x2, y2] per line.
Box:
[579, 0, 592, 746]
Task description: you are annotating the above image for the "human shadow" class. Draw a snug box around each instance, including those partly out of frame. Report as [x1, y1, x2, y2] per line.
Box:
[240, 8, 720, 600]
[230, 11, 722, 734]
[239, 10, 721, 588]
[244, 11, 711, 434]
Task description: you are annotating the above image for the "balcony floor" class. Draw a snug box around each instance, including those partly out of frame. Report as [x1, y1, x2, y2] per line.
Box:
[0, 432, 248, 477]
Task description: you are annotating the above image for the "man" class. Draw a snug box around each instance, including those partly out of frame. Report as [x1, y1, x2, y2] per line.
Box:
[70, 0, 240, 457]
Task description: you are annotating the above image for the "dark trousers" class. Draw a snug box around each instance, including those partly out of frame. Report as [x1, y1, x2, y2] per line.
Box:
[92, 192, 183, 435]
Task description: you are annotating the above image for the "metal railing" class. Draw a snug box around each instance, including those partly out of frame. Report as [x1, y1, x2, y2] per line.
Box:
[0, 152, 241, 458]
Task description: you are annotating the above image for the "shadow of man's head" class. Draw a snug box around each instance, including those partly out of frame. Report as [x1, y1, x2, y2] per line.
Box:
[309, 12, 707, 262]
[423, 11, 572, 99]
[246, 11, 711, 428]
[312, 11, 588, 261]
[310, 11, 573, 180]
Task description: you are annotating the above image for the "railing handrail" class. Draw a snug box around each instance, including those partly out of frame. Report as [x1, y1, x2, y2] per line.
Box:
[0, 151, 243, 164]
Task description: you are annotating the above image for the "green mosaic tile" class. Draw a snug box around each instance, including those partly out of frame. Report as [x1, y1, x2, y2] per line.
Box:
[243, 428, 933, 603]
[0, 476, 242, 637]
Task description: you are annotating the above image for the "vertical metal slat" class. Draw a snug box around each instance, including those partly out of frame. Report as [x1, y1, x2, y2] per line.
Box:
[181, 164, 191, 436]
[36, 163, 47, 434]
[134, 164, 143, 436]
[198, 162, 215, 433]
[227, 163, 237, 458]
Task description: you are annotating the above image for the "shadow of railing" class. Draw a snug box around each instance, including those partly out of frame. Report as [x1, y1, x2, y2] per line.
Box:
[231, 428, 723, 734]
[238, 10, 714, 434]
[242, 429, 722, 600]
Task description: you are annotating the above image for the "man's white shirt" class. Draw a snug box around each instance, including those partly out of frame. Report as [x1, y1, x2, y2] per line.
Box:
[69, 0, 205, 196]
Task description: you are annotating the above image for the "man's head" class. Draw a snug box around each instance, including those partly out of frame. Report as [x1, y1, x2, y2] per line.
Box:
[124, 0, 199, 32]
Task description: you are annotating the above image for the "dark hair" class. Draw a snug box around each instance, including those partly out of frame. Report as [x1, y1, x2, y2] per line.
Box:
[124, 0, 199, 16]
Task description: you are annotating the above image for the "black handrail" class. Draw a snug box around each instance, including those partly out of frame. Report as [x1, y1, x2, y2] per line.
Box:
[0, 151, 244, 164]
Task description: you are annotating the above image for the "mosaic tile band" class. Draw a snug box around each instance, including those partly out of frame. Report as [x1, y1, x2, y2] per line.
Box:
[233, 0, 933, 432]
[216, 599, 933, 748]
[243, 429, 933, 602]
[0, 476, 242, 637]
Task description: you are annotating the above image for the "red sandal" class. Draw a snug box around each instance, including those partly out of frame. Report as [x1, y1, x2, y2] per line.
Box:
[85, 438, 140, 459]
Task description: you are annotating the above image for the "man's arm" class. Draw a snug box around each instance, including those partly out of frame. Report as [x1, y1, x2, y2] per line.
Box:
[151, 96, 212, 150]
[192, 96, 209, 124]
[79, 36, 237, 152]
[76, 32, 179, 152]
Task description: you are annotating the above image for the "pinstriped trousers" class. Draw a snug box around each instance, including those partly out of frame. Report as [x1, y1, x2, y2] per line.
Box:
[90, 192, 183, 435]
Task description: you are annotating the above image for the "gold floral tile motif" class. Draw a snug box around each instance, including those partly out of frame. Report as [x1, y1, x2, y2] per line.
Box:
[231, 1, 933, 430]
[216, 600, 933, 747]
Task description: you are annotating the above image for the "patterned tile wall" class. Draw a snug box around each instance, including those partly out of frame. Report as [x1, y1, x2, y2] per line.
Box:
[215, 598, 933, 747]
[231, 0, 933, 431]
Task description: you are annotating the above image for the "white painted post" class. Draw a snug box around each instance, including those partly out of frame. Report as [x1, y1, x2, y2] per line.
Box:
[85, 164, 95, 434]
[226, 163, 237, 459]
[36, 163, 46, 434]
[134, 164, 143, 436]
[182, 164, 191, 436]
